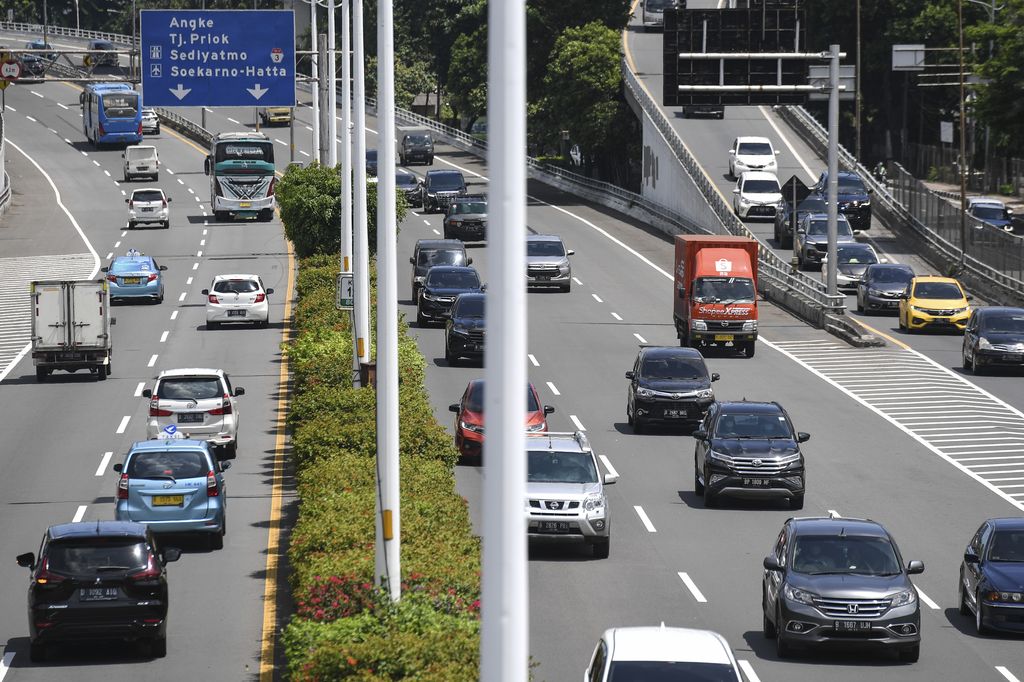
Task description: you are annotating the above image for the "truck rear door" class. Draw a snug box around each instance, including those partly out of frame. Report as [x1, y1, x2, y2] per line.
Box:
[69, 281, 108, 349]
[32, 283, 69, 349]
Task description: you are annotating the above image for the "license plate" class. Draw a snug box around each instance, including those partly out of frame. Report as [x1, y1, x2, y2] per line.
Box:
[141, 207, 153, 212]
[80, 587, 119, 602]
[227, 309, 247, 317]
[714, 334, 734, 341]
[743, 478, 770, 487]
[123, 277, 141, 284]
[1004, 354, 1023, 361]
[138, 166, 149, 170]
[177, 412, 204, 424]
[539, 521, 573, 533]
[664, 409, 689, 418]
[932, 317, 948, 322]
[239, 202, 251, 208]
[834, 620, 872, 632]
[152, 495, 184, 506]
[533, 275, 551, 281]
[885, 301, 898, 308]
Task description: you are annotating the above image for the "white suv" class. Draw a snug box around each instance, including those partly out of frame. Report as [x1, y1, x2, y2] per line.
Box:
[732, 171, 783, 220]
[526, 431, 616, 558]
[728, 136, 779, 178]
[203, 274, 274, 329]
[126, 188, 171, 229]
[585, 626, 743, 680]
[143, 368, 243, 457]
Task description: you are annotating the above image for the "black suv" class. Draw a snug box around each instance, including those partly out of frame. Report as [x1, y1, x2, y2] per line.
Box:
[625, 346, 718, 433]
[443, 195, 488, 241]
[17, 521, 181, 661]
[421, 169, 467, 213]
[445, 292, 485, 364]
[400, 133, 434, 165]
[775, 194, 826, 249]
[962, 306, 1024, 374]
[416, 265, 482, 326]
[693, 401, 808, 508]
[409, 239, 471, 299]
[762, 517, 924, 662]
[86, 39, 119, 67]
[812, 170, 873, 230]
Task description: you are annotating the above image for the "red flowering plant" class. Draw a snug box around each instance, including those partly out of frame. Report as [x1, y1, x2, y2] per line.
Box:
[294, 575, 382, 622]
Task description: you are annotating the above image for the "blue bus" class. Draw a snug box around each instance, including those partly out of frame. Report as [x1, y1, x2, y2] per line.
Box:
[81, 83, 142, 147]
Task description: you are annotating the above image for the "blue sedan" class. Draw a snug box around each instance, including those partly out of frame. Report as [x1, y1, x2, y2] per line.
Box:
[960, 517, 1024, 634]
[114, 437, 229, 549]
[102, 252, 166, 303]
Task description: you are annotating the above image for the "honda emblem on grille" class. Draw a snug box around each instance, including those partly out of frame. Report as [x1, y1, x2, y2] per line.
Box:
[546, 501, 560, 510]
[752, 459, 762, 467]
[848, 603, 859, 614]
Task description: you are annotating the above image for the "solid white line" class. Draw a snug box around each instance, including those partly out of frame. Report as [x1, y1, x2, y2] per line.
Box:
[611, 312, 622, 320]
[178, 292, 187, 302]
[148, 354, 158, 367]
[598, 454, 619, 478]
[572, 276, 583, 285]
[186, 276, 194, 285]
[134, 381, 145, 397]
[996, 667, 1022, 682]
[159, 331, 169, 343]
[591, 293, 603, 303]
[72, 505, 87, 523]
[528, 354, 540, 367]
[737, 660, 761, 682]
[95, 452, 113, 477]
[0, 652, 14, 681]
[633, 506, 657, 533]
[678, 572, 707, 603]
[300, 150, 310, 156]
[170, 310, 179, 320]
[633, 333, 647, 344]
[546, 381, 561, 396]
[916, 586, 940, 610]
[569, 415, 586, 431]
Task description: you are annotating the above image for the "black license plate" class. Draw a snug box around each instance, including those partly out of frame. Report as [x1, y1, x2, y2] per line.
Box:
[80, 587, 119, 602]
[663, 409, 690, 419]
[533, 275, 551, 281]
[539, 521, 573, 533]
[834, 620, 872, 632]
[885, 301, 898, 308]
[177, 412, 204, 424]
[743, 478, 770, 487]
[227, 310, 247, 317]
[1003, 354, 1023, 362]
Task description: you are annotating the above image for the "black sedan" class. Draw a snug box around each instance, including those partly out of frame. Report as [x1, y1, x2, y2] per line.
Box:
[625, 346, 718, 433]
[396, 168, 422, 207]
[774, 195, 826, 249]
[959, 517, 1024, 634]
[416, 265, 482, 326]
[445, 292, 485, 364]
[962, 307, 1024, 374]
[856, 263, 914, 314]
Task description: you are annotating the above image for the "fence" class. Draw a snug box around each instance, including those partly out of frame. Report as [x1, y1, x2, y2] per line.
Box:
[0, 22, 134, 46]
[904, 142, 1024, 198]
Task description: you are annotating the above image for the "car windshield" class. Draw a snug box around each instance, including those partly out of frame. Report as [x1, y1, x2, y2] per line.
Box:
[527, 240, 566, 257]
[608, 661, 739, 682]
[214, 279, 259, 294]
[128, 450, 209, 479]
[366, 149, 377, 161]
[111, 259, 152, 273]
[527, 451, 598, 483]
[693, 276, 755, 303]
[396, 172, 418, 187]
[405, 135, 430, 145]
[645, 0, 674, 9]
[738, 142, 773, 156]
[102, 92, 139, 118]
[796, 197, 827, 214]
[972, 206, 1008, 221]
[215, 141, 274, 164]
[428, 173, 465, 191]
[46, 539, 148, 575]
[913, 281, 963, 299]
[157, 377, 222, 401]
[426, 270, 480, 289]
[743, 179, 779, 194]
[451, 202, 487, 215]
[983, 314, 1024, 334]
[417, 249, 467, 267]
[869, 267, 913, 285]
[465, 384, 539, 413]
[806, 219, 852, 238]
[640, 355, 707, 380]
[714, 412, 792, 439]
[836, 245, 878, 265]
[126, 147, 155, 160]
[454, 297, 484, 318]
[93, 41, 114, 50]
[988, 530, 1024, 562]
[791, 535, 902, 576]
[132, 190, 163, 202]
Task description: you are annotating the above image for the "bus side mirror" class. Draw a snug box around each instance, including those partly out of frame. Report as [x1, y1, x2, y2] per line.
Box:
[204, 156, 212, 176]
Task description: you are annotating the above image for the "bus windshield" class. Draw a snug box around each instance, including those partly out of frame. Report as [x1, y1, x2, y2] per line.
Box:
[102, 92, 139, 118]
[215, 142, 274, 164]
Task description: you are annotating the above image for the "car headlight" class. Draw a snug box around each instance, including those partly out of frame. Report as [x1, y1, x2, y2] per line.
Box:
[978, 337, 993, 349]
[952, 307, 968, 314]
[889, 589, 917, 608]
[867, 288, 885, 296]
[739, 196, 751, 206]
[783, 584, 817, 605]
[910, 305, 929, 313]
[742, 320, 757, 332]
[691, 319, 707, 331]
[422, 292, 440, 301]
[636, 387, 654, 399]
[526, 422, 545, 432]
[450, 327, 471, 337]
[414, 276, 425, 283]
[987, 591, 1024, 603]
[696, 388, 714, 399]
[862, 200, 871, 208]
[584, 494, 605, 512]
[706, 450, 732, 466]
[459, 420, 483, 434]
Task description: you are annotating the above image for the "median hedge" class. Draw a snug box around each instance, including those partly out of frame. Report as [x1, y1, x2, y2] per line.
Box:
[283, 254, 481, 680]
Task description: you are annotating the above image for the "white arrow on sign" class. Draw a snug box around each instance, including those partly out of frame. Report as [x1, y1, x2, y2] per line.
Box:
[169, 84, 191, 100]
[247, 83, 269, 100]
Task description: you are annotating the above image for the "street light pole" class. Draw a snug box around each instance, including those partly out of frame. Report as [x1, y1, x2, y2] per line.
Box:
[340, 0, 352, 273]
[825, 44, 840, 297]
[310, 0, 320, 163]
[327, 0, 337, 167]
[855, 0, 862, 162]
[352, 0, 370, 378]
[957, 0, 968, 269]
[43, 0, 48, 59]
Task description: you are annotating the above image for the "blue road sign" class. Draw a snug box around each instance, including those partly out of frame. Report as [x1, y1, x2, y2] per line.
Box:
[140, 10, 294, 108]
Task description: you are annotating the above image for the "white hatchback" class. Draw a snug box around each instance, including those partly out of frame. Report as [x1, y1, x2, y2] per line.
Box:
[203, 274, 273, 328]
[732, 171, 784, 220]
[126, 187, 170, 229]
[729, 136, 779, 178]
[585, 625, 743, 681]
[143, 368, 243, 457]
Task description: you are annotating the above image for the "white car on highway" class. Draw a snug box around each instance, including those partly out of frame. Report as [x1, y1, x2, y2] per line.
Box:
[203, 274, 274, 329]
[732, 171, 784, 220]
[585, 625, 743, 680]
[728, 136, 779, 178]
[143, 368, 243, 458]
[126, 187, 170, 229]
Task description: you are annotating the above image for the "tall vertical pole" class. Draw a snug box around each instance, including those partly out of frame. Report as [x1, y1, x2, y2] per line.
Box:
[957, 0, 968, 268]
[310, 0, 320, 162]
[42, 0, 48, 57]
[826, 44, 840, 298]
[289, 108, 295, 163]
[131, 0, 137, 82]
[352, 0, 370, 375]
[327, 0, 338, 167]
[481, 0, 528, 680]
[340, 0, 352, 271]
[317, 34, 330, 164]
[75, 0, 80, 31]
[375, 0, 400, 603]
[854, 0, 861, 162]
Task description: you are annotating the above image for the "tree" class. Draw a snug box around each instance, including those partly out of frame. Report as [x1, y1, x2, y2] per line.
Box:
[970, 0, 1024, 154]
[446, 27, 488, 127]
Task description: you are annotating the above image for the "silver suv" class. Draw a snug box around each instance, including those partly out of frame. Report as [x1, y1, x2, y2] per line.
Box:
[526, 431, 617, 558]
[526, 234, 574, 293]
[143, 368, 243, 458]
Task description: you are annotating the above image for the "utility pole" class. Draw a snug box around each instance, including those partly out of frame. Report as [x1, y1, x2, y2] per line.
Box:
[327, 0, 337, 167]
[375, 0, 401, 603]
[352, 0, 370, 382]
[855, 0, 862, 162]
[310, 0, 320, 163]
[317, 34, 329, 164]
[825, 44, 840, 297]
[957, 0, 968, 269]
[340, 0, 352, 272]
[480, 1, 529, 680]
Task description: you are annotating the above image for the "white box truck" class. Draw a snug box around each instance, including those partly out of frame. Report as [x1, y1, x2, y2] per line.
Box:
[31, 279, 112, 382]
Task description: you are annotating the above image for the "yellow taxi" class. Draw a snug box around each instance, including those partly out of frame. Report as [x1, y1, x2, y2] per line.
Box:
[898, 275, 971, 333]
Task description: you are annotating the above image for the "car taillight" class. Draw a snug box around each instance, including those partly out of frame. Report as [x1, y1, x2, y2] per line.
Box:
[209, 396, 232, 415]
[128, 201, 134, 209]
[128, 555, 160, 582]
[34, 558, 66, 586]
[147, 273, 158, 282]
[98, 124, 105, 137]
[117, 473, 129, 500]
[254, 292, 266, 303]
[268, 177, 276, 197]
[208, 294, 219, 304]
[161, 198, 167, 209]
[206, 470, 219, 497]
[106, 274, 117, 283]
[149, 398, 173, 417]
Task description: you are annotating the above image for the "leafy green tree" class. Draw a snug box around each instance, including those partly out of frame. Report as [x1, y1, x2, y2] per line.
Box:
[969, 0, 1024, 154]
[446, 27, 487, 127]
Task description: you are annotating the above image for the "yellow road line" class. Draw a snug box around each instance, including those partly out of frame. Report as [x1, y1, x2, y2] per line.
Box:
[848, 316, 910, 350]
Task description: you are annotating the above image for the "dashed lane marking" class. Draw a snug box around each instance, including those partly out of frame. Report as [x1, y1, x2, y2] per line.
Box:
[0, 651, 14, 681]
[178, 292, 187, 302]
[572, 277, 583, 286]
[160, 331, 169, 343]
[170, 311, 179, 320]
[528, 354, 540, 367]
[116, 416, 130, 434]
[678, 572, 707, 603]
[737, 661, 761, 682]
[148, 354, 158, 367]
[546, 381, 560, 396]
[95, 452, 113, 477]
[591, 293, 603, 303]
[634, 506, 657, 532]
[134, 382, 145, 397]
[72, 505, 87, 523]
[25, 115, 36, 122]
[633, 333, 647, 344]
[611, 312, 622, 320]
[997, 667, 1022, 682]
[569, 415, 586, 431]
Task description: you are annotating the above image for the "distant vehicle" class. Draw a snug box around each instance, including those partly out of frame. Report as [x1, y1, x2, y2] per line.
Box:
[443, 195, 488, 242]
[140, 108, 160, 135]
[25, 39, 55, 61]
[812, 170, 873, 230]
[203, 274, 274, 329]
[625, 346, 718, 433]
[898, 275, 971, 333]
[114, 439, 229, 549]
[967, 198, 1014, 232]
[396, 167, 422, 206]
[258, 106, 292, 126]
[143, 368, 244, 458]
[421, 169, 468, 213]
[416, 265, 482, 326]
[409, 239, 471, 299]
[728, 136, 779, 178]
[775, 195, 827, 249]
[81, 82, 142, 146]
[449, 379, 553, 462]
[732, 171, 783, 220]
[20, 40, 54, 78]
[585, 626, 744, 681]
[126, 187, 171, 229]
[86, 39, 119, 66]
[795, 213, 855, 270]
[204, 132, 276, 222]
[959, 517, 1024, 634]
[102, 251, 167, 303]
[819, 242, 884, 291]
[366, 148, 378, 176]
[639, 0, 676, 30]
[855, 263, 915, 314]
[17, 521, 181, 662]
[399, 133, 434, 165]
[30, 279, 112, 382]
[526, 234, 573, 292]
[962, 306, 1024, 374]
[682, 103, 725, 119]
[122, 144, 160, 182]
[444, 292, 485, 364]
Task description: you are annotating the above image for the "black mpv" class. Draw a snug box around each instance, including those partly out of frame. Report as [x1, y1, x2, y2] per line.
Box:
[625, 346, 718, 433]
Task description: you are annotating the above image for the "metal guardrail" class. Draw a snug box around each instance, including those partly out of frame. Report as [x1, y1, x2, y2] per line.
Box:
[0, 22, 135, 46]
[0, 110, 9, 212]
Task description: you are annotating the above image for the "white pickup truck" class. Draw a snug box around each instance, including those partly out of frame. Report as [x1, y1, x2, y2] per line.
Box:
[30, 279, 113, 382]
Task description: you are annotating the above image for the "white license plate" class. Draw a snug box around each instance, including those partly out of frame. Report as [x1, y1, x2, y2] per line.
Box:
[834, 620, 872, 632]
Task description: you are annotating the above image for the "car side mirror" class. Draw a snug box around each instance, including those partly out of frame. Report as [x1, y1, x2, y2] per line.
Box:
[113, 463, 123, 473]
[966, 294, 974, 302]
[449, 403, 460, 413]
[234, 387, 245, 396]
[467, 257, 473, 265]
[775, 149, 781, 155]
[797, 432, 811, 443]
[763, 554, 782, 571]
[409, 257, 415, 265]
[101, 267, 110, 273]
[692, 429, 708, 440]
[159, 265, 168, 271]
[220, 460, 232, 471]
[867, 187, 875, 194]
[566, 250, 575, 256]
[201, 289, 209, 295]
[266, 288, 274, 295]
[17, 552, 35, 569]
[161, 548, 182, 564]
[124, 199, 129, 204]
[121, 153, 125, 158]
[603, 473, 618, 485]
[544, 405, 555, 415]
[204, 156, 212, 176]
[711, 372, 720, 382]
[624, 371, 635, 380]
[907, 560, 924, 575]
[167, 197, 173, 202]
[142, 388, 152, 398]
[480, 284, 487, 291]
[797, 228, 805, 234]
[732, 188, 740, 194]
[963, 550, 980, 565]
[879, 258, 889, 264]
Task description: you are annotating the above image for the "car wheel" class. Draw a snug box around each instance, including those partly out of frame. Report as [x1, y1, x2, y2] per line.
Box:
[790, 493, 804, 510]
[560, 283, 571, 293]
[257, 319, 269, 329]
[443, 228, 451, 239]
[626, 402, 634, 427]
[29, 641, 47, 663]
[694, 460, 705, 495]
[209, 529, 224, 551]
[96, 365, 107, 381]
[123, 172, 130, 182]
[153, 173, 160, 181]
[703, 475, 718, 507]
[128, 221, 136, 230]
[632, 416, 644, 434]
[591, 537, 610, 559]
[763, 595, 777, 638]
[105, 362, 112, 376]
[208, 321, 220, 329]
[971, 351, 983, 375]
[149, 635, 167, 658]
[35, 367, 48, 382]
[976, 592, 990, 634]
[775, 608, 792, 658]
[856, 295, 864, 313]
[958, 576, 971, 617]
[743, 340, 756, 358]
[444, 340, 456, 364]
[416, 307, 427, 327]
[155, 125, 160, 134]
[163, 220, 170, 229]
[428, 156, 434, 164]
[898, 313, 906, 331]
[898, 644, 920, 663]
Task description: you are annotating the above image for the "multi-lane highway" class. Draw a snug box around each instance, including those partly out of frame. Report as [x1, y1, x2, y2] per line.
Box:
[1, 17, 1024, 682]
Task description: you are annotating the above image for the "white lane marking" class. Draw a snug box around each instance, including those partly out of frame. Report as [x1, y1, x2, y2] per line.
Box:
[300, 150, 310, 156]
[916, 586, 940, 610]
[186, 276, 194, 285]
[197, 250, 203, 257]
[591, 293, 603, 303]
[167, 169, 176, 175]
[192, 262, 199, 270]
[4, 105, 14, 112]
[134, 382, 145, 397]
[275, 138, 287, 146]
[80, 150, 88, 157]
[178, 292, 187, 302]
[737, 661, 761, 682]
[92, 159, 101, 167]
[228, 117, 240, 124]
[678, 572, 708, 603]
[828, 509, 842, 518]
[116, 416, 131, 433]
[95, 452, 113, 477]
[633, 333, 647, 344]
[120, 189, 126, 196]
[72, 505, 87, 523]
[105, 252, 113, 259]
[436, 156, 487, 180]
[546, 381, 561, 396]
[572, 276, 583, 285]
[569, 415, 586, 431]
[114, 241, 121, 248]
[147, 354, 158, 367]
[48, 128, 58, 134]
[177, 178, 185, 185]
[188, 187, 195, 194]
[31, 91, 44, 99]
[104, 169, 111, 177]
[0, 651, 14, 680]
[62, 136, 71, 144]
[528, 354, 540, 367]
[432, 229, 441, 235]
[611, 312, 622, 320]
[202, 229, 208, 236]
[304, 125, 313, 131]
[121, 231, 127, 238]
[159, 331, 169, 343]
[423, 219, 430, 225]
[25, 115, 37, 122]
[758, 105, 815, 182]
[634, 506, 657, 533]
[598, 455, 619, 478]
[170, 310, 179, 320]
[199, 239, 206, 246]
[996, 667, 1022, 682]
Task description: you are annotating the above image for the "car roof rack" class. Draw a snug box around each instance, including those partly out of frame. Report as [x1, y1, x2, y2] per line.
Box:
[527, 430, 591, 452]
